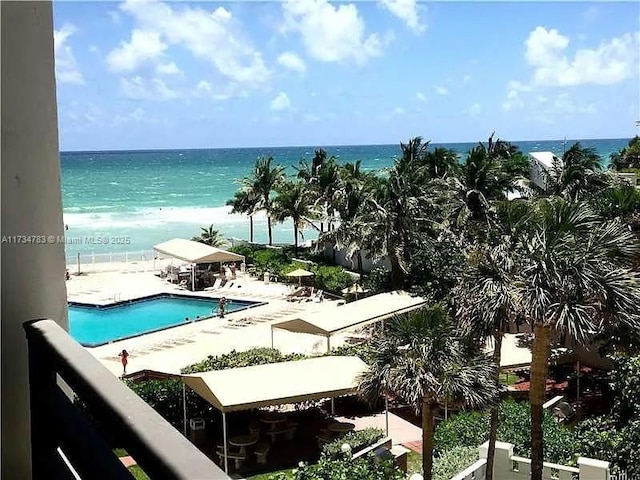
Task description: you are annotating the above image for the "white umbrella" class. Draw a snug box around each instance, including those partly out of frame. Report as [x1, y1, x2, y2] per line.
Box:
[341, 283, 369, 299]
[286, 268, 315, 286]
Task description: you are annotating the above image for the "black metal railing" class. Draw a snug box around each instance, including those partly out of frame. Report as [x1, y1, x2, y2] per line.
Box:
[24, 319, 229, 479]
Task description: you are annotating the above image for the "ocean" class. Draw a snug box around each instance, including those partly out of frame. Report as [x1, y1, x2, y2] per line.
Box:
[61, 138, 630, 262]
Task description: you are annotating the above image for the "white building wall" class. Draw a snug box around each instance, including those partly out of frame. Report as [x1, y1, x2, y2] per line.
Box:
[1, 1, 68, 477]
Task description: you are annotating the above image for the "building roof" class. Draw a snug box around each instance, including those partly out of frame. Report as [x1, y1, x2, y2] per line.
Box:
[153, 238, 244, 264]
[271, 290, 427, 337]
[181, 356, 368, 412]
[529, 151, 562, 171]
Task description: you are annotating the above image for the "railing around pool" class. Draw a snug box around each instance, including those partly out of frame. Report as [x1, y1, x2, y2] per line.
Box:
[24, 319, 228, 479]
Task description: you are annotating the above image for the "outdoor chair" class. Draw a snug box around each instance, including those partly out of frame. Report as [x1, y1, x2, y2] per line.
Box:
[254, 441, 271, 464]
[177, 279, 188, 289]
[204, 278, 222, 291]
[216, 445, 247, 470]
[553, 401, 576, 423]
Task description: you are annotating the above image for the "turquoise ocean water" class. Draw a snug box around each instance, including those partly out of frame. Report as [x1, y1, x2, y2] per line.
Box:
[61, 138, 630, 261]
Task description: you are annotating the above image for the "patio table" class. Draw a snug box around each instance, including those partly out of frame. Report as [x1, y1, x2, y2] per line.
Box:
[260, 412, 286, 430]
[229, 434, 258, 456]
[328, 422, 355, 434]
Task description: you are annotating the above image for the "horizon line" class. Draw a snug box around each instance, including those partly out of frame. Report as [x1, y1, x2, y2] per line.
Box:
[59, 135, 633, 155]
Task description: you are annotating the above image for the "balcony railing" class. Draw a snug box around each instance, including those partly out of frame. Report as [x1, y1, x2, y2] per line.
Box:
[24, 319, 229, 479]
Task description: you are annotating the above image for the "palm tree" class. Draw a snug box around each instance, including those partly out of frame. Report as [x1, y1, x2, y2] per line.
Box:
[191, 225, 225, 247]
[610, 136, 640, 170]
[515, 198, 640, 480]
[359, 307, 498, 480]
[315, 157, 341, 232]
[249, 156, 285, 245]
[545, 142, 610, 201]
[272, 181, 316, 252]
[226, 183, 259, 242]
[457, 244, 518, 480]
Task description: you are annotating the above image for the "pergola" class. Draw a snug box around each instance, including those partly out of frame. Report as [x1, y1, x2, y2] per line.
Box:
[180, 356, 370, 474]
[270, 291, 427, 351]
[153, 238, 244, 290]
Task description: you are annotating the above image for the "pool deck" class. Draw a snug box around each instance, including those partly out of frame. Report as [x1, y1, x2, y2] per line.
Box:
[67, 269, 362, 377]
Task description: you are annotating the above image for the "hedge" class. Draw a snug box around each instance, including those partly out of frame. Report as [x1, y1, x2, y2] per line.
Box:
[321, 428, 384, 460]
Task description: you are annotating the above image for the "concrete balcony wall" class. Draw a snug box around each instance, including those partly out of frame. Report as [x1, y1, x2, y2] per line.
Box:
[452, 442, 610, 480]
[1, 1, 68, 477]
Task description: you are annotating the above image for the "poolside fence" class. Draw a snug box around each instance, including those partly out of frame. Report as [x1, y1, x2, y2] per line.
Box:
[65, 250, 174, 275]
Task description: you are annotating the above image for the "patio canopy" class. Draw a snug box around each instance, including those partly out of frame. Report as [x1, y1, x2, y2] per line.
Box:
[181, 356, 368, 413]
[153, 238, 244, 264]
[271, 290, 427, 339]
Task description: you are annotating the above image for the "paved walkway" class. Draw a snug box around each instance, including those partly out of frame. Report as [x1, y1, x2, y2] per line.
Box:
[334, 411, 422, 446]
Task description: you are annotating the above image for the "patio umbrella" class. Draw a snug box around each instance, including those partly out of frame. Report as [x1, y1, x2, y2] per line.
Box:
[286, 268, 315, 286]
[341, 283, 369, 299]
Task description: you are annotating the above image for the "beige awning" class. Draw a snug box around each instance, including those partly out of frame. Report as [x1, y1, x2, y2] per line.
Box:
[487, 333, 576, 369]
[272, 290, 427, 337]
[181, 356, 368, 413]
[153, 238, 244, 264]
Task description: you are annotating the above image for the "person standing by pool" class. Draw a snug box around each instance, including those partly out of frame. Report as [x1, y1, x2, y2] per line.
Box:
[118, 349, 129, 375]
[218, 297, 227, 318]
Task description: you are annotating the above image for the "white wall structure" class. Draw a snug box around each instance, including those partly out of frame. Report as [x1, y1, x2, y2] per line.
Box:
[1, 1, 69, 477]
[451, 442, 610, 480]
[529, 151, 563, 191]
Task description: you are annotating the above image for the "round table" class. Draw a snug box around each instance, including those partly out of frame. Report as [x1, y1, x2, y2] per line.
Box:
[328, 422, 356, 433]
[260, 412, 286, 430]
[229, 434, 258, 456]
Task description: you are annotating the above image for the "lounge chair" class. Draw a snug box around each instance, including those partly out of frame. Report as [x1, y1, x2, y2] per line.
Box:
[177, 279, 188, 290]
[204, 278, 222, 291]
[254, 442, 270, 464]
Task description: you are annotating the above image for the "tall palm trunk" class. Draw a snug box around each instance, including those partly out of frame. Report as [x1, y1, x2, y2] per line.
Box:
[486, 332, 503, 480]
[530, 323, 552, 480]
[421, 398, 436, 480]
[249, 215, 254, 243]
[267, 216, 273, 245]
[293, 222, 298, 253]
[357, 251, 363, 274]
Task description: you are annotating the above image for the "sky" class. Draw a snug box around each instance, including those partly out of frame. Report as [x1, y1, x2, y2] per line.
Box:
[53, 1, 640, 151]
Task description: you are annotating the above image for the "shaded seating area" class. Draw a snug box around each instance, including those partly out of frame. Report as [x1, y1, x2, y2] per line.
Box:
[271, 290, 427, 352]
[153, 238, 244, 291]
[179, 356, 371, 475]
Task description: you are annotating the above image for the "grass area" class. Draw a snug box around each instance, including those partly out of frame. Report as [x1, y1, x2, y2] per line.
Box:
[406, 450, 422, 476]
[499, 372, 518, 385]
[247, 469, 294, 479]
[113, 448, 128, 457]
[128, 465, 150, 480]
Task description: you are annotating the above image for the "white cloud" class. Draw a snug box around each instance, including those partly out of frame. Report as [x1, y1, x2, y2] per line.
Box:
[393, 107, 405, 115]
[303, 113, 320, 122]
[415, 92, 426, 102]
[524, 27, 640, 86]
[281, 0, 384, 65]
[115, 0, 270, 87]
[156, 62, 181, 75]
[107, 30, 167, 72]
[54, 24, 84, 84]
[193, 80, 247, 101]
[379, 0, 425, 33]
[435, 86, 448, 96]
[277, 52, 306, 73]
[120, 76, 180, 100]
[270, 92, 292, 111]
[462, 74, 472, 85]
[467, 103, 481, 117]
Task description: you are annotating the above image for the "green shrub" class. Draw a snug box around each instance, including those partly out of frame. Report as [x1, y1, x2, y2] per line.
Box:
[311, 264, 353, 294]
[181, 348, 306, 374]
[433, 446, 479, 480]
[363, 267, 391, 294]
[321, 428, 385, 460]
[229, 244, 261, 263]
[434, 399, 579, 464]
[252, 248, 291, 276]
[434, 410, 488, 456]
[271, 453, 404, 480]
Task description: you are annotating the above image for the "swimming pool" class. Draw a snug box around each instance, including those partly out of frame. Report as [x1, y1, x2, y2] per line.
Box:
[69, 294, 264, 347]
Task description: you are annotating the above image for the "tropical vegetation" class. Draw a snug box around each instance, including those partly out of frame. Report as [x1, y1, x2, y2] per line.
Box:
[218, 134, 640, 479]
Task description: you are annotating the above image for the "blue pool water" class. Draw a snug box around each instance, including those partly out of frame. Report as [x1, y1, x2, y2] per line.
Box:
[69, 294, 263, 347]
